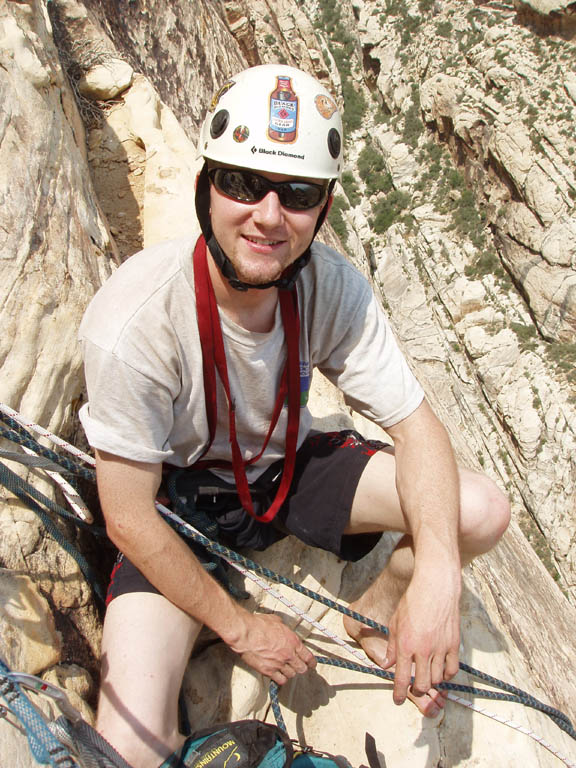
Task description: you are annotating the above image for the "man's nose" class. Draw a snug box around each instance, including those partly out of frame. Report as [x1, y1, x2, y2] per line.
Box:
[253, 190, 285, 227]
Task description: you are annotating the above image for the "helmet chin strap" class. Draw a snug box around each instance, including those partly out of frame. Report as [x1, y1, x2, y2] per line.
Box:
[195, 163, 335, 292]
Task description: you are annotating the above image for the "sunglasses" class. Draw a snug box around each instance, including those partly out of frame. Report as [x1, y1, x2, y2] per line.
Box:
[208, 167, 329, 211]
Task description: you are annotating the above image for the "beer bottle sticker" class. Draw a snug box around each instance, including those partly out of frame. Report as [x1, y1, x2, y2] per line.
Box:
[268, 76, 298, 143]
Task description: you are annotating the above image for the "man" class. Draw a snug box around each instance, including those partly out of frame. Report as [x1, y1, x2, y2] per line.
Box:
[79, 64, 510, 768]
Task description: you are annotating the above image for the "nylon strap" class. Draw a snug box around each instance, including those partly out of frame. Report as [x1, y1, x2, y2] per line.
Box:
[192, 235, 301, 523]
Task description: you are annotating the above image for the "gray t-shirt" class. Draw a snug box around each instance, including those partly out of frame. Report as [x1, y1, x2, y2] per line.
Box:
[79, 235, 424, 481]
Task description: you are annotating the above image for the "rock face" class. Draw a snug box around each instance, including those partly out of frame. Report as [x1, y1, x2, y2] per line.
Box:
[352, 0, 576, 603]
[1, 1, 576, 767]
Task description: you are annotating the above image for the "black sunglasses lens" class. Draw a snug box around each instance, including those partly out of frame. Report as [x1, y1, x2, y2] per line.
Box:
[214, 169, 264, 202]
[278, 183, 324, 209]
[212, 169, 325, 210]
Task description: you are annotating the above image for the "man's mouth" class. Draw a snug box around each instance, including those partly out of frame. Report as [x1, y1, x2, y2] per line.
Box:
[244, 235, 285, 246]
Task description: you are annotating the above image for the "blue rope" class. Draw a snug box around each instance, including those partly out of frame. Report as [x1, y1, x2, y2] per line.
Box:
[0, 415, 95, 481]
[0, 460, 105, 536]
[269, 683, 286, 733]
[0, 462, 106, 604]
[167, 517, 576, 742]
[0, 658, 77, 767]
[313, 658, 575, 739]
[270, 656, 576, 741]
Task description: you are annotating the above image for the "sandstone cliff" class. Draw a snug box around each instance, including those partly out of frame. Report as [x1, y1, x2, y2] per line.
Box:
[0, 0, 575, 766]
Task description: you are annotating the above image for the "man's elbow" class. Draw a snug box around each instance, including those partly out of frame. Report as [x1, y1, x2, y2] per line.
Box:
[102, 512, 131, 552]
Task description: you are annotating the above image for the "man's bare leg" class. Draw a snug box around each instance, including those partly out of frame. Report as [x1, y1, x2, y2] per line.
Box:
[342, 449, 510, 717]
[97, 591, 202, 767]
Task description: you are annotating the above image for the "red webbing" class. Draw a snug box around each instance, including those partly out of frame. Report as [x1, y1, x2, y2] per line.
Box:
[192, 235, 301, 522]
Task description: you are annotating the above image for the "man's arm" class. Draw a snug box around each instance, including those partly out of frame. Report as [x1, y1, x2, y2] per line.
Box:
[95, 450, 315, 683]
[385, 399, 461, 703]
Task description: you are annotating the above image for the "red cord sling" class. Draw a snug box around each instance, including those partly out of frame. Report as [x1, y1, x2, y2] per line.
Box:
[192, 235, 301, 523]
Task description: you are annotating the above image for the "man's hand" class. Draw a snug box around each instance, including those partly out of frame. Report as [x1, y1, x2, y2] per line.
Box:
[228, 612, 316, 685]
[383, 572, 460, 705]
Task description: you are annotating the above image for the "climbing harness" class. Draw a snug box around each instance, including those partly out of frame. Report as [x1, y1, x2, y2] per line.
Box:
[1, 404, 576, 767]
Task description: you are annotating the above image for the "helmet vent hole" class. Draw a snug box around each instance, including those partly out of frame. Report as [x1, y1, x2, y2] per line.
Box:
[328, 128, 341, 159]
[210, 110, 230, 139]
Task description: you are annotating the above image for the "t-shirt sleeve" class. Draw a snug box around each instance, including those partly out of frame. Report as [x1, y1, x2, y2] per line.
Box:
[314, 278, 424, 428]
[79, 339, 177, 463]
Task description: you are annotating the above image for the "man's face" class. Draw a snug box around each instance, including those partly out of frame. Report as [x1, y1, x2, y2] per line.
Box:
[209, 167, 327, 287]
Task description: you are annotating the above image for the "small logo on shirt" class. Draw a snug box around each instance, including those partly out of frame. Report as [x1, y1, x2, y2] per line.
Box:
[299, 361, 310, 407]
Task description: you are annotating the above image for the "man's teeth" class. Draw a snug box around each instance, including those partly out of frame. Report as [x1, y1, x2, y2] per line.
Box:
[246, 236, 281, 245]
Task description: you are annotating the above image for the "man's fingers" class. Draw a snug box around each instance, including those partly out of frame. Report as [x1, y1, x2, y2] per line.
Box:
[392, 656, 413, 704]
[411, 655, 432, 697]
[270, 670, 288, 686]
[288, 655, 309, 675]
[430, 654, 446, 687]
[382, 634, 396, 669]
[444, 649, 459, 680]
[281, 664, 297, 680]
[297, 644, 317, 669]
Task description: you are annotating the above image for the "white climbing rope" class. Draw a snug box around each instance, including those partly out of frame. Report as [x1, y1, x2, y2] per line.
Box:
[0, 403, 94, 522]
[445, 694, 576, 768]
[0, 403, 95, 466]
[20, 444, 93, 522]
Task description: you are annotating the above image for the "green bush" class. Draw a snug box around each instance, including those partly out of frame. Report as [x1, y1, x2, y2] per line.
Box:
[341, 78, 367, 133]
[452, 189, 485, 240]
[464, 250, 505, 280]
[328, 195, 350, 243]
[436, 20, 452, 38]
[511, 322, 538, 351]
[341, 171, 361, 207]
[400, 14, 422, 46]
[447, 168, 465, 190]
[370, 190, 411, 233]
[374, 106, 390, 124]
[358, 147, 381, 179]
[402, 102, 423, 149]
[316, 0, 342, 34]
[357, 145, 393, 197]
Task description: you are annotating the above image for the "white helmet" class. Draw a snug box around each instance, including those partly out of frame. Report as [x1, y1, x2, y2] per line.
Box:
[198, 64, 343, 179]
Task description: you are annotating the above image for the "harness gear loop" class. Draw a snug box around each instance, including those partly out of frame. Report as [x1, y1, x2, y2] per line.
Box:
[193, 235, 301, 523]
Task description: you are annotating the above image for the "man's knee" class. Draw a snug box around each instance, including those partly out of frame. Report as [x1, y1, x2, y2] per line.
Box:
[459, 470, 510, 556]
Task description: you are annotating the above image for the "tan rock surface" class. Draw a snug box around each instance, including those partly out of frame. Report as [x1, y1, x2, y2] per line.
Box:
[77, 58, 133, 100]
[514, 0, 576, 14]
[0, 570, 61, 674]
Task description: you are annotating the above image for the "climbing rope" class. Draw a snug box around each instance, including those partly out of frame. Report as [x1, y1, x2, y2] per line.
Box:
[0, 661, 133, 768]
[0, 405, 106, 602]
[0, 658, 78, 767]
[185, 528, 576, 765]
[0, 461, 106, 603]
[0, 404, 94, 466]
[157, 504, 576, 767]
[159, 504, 576, 735]
[0, 410, 95, 482]
[1, 405, 575, 766]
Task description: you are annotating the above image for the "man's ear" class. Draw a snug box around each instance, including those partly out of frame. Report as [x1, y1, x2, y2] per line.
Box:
[195, 171, 201, 191]
[325, 194, 334, 215]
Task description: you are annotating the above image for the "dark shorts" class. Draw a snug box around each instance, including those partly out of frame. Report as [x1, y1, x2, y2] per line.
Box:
[107, 430, 389, 603]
